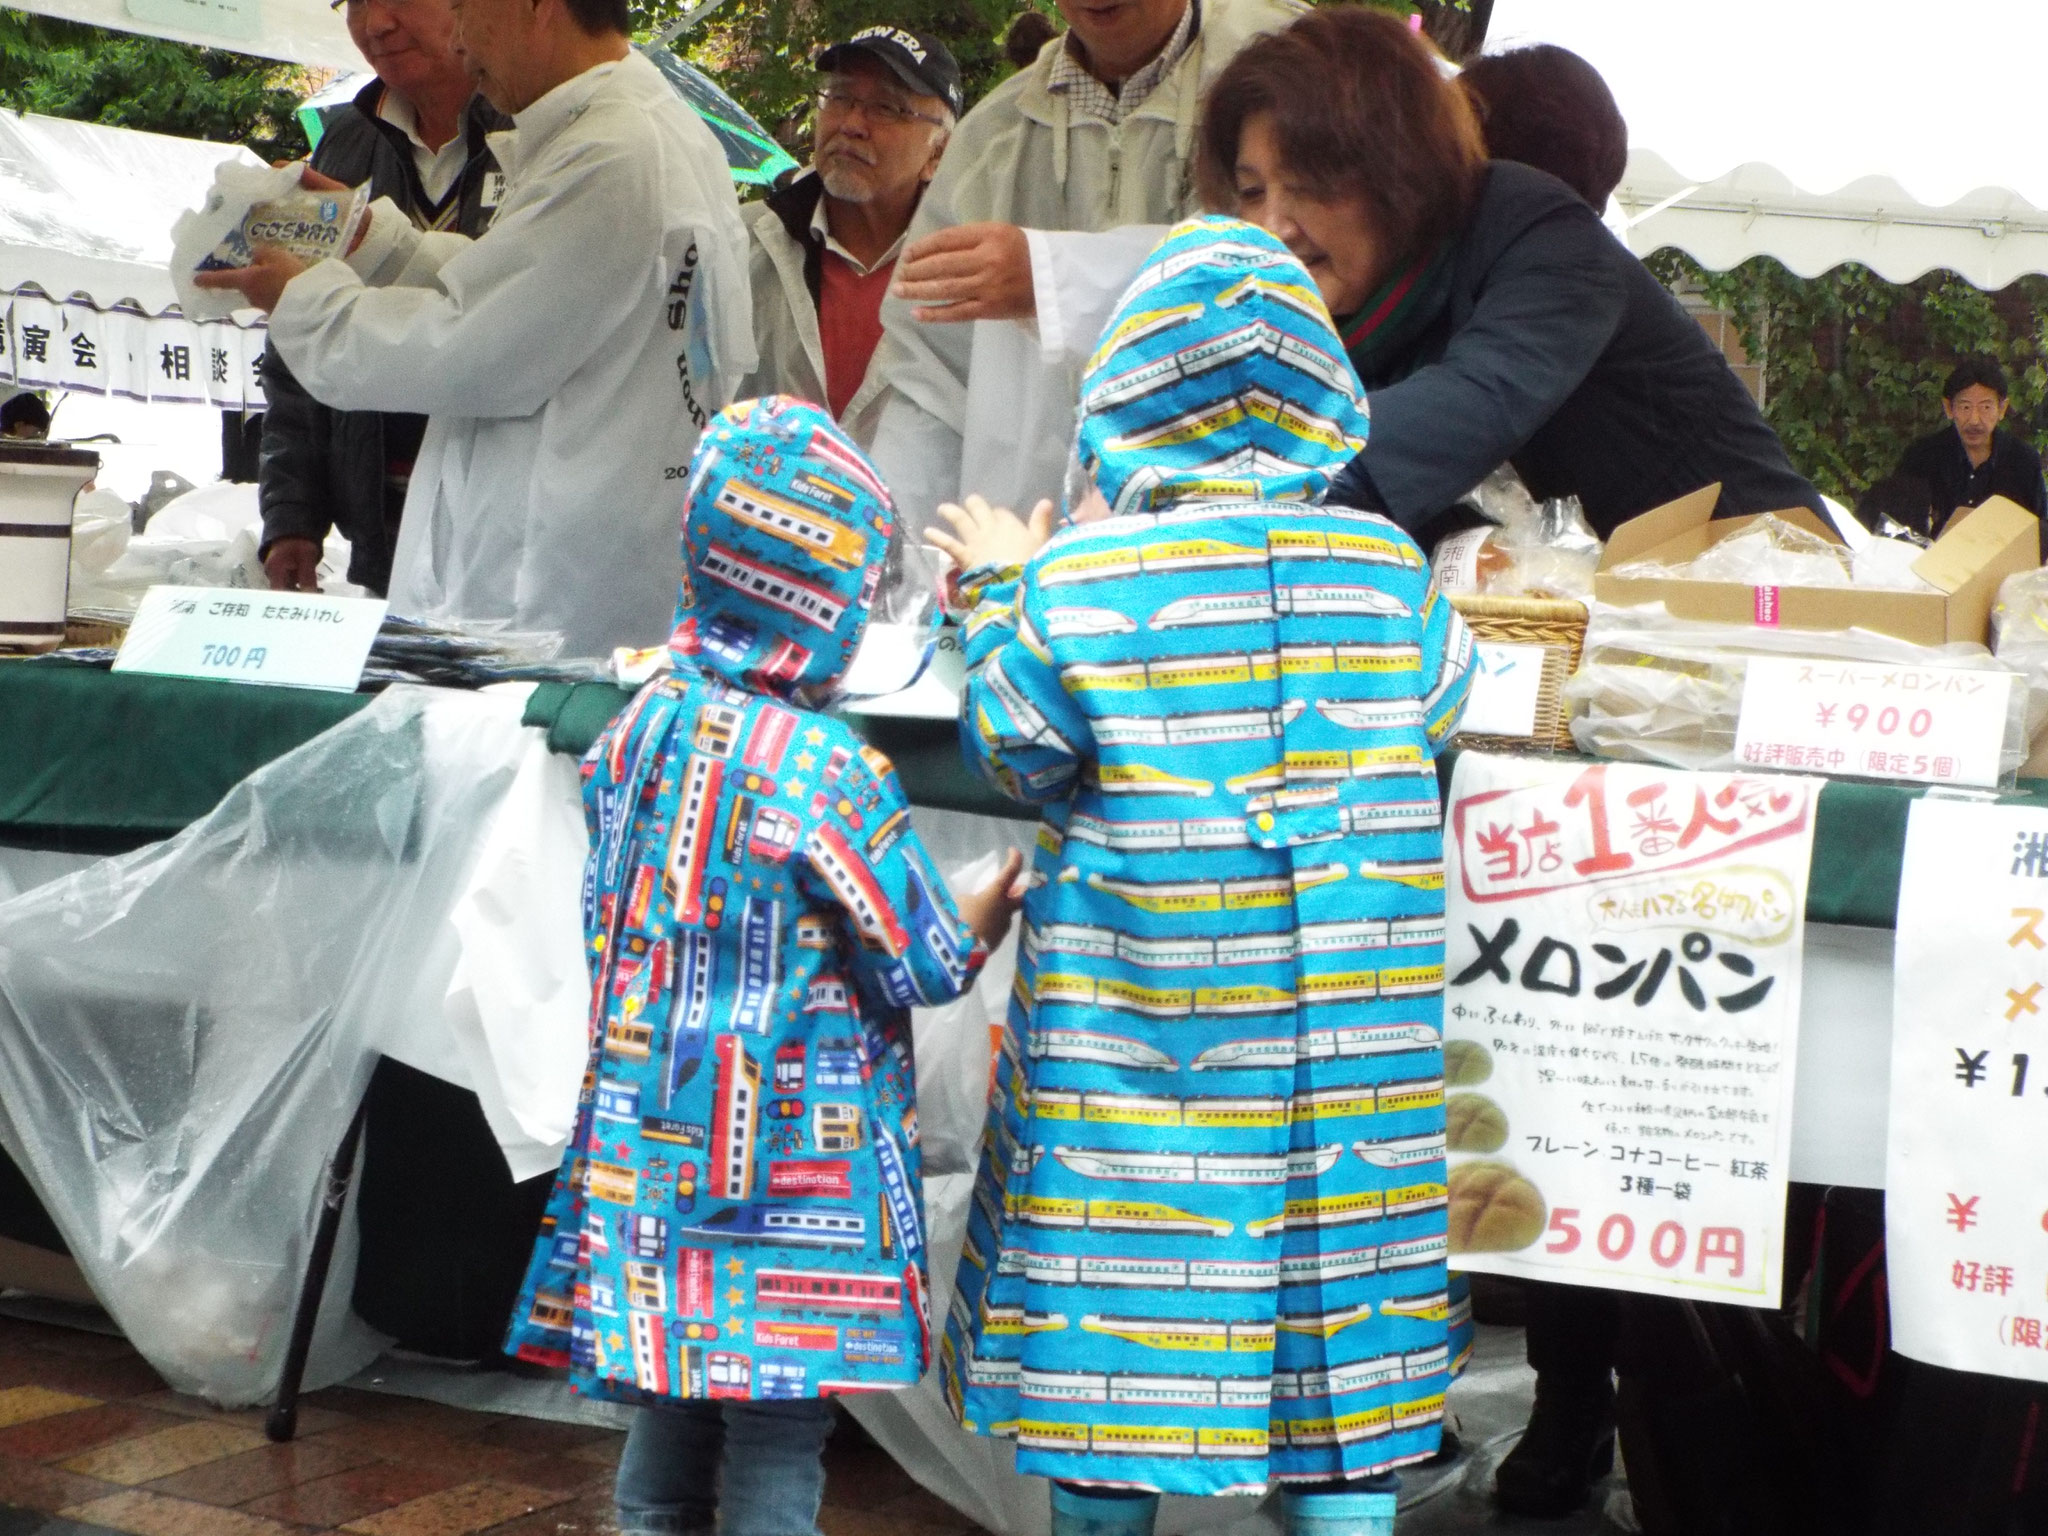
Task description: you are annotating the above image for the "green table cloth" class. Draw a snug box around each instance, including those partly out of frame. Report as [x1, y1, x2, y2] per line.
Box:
[0, 661, 372, 851]
[6, 663, 2045, 929]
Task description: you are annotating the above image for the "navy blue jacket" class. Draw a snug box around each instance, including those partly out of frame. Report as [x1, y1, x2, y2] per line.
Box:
[1333, 161, 1821, 543]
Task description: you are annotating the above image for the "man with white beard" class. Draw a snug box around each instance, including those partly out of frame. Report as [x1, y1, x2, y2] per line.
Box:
[738, 27, 959, 441]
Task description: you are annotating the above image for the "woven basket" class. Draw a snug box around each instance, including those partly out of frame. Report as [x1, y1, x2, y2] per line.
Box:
[64, 617, 127, 649]
[1449, 593, 1589, 751]
[0, 617, 129, 657]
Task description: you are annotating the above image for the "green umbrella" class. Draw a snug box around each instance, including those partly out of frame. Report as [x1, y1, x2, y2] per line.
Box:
[296, 49, 798, 188]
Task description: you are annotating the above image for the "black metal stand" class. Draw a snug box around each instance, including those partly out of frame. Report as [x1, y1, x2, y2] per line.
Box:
[265, 1094, 369, 1443]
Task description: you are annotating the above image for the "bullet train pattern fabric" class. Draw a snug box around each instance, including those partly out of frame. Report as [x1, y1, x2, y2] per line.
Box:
[941, 219, 1476, 1494]
[506, 396, 991, 1402]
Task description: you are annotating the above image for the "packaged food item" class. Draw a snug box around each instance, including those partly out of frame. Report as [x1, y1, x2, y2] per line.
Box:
[1991, 567, 2048, 766]
[1431, 468, 1601, 600]
[1850, 534, 1941, 592]
[1608, 511, 1938, 594]
[1564, 602, 2034, 779]
[171, 161, 367, 320]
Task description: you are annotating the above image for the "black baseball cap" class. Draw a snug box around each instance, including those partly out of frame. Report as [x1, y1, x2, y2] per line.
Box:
[817, 27, 964, 118]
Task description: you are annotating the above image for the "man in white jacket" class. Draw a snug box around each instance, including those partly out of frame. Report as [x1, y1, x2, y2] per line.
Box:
[740, 27, 959, 443]
[196, 0, 753, 658]
[863, 0, 1306, 530]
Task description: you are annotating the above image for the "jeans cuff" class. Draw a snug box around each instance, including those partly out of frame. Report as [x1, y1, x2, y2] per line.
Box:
[614, 1512, 713, 1536]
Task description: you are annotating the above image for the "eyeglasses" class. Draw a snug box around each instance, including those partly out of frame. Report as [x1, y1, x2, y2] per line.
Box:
[816, 88, 947, 128]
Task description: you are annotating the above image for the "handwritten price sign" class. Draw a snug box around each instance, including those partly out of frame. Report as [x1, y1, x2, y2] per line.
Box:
[1443, 755, 1818, 1305]
[1889, 799, 2048, 1382]
[1734, 656, 2016, 787]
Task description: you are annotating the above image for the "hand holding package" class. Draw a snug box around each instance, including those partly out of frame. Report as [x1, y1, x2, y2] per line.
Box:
[171, 161, 367, 320]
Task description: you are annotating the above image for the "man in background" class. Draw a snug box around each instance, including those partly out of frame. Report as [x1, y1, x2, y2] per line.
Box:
[741, 27, 958, 440]
[258, 0, 507, 595]
[197, 0, 754, 658]
[864, 0, 1307, 529]
[1891, 357, 2046, 536]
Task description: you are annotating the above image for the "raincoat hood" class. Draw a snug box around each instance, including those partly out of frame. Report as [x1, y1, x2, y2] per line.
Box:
[1076, 216, 1371, 517]
[670, 396, 896, 695]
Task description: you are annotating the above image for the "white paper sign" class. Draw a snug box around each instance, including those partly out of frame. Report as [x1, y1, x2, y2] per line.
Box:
[1442, 754, 1819, 1304]
[842, 627, 965, 720]
[839, 623, 964, 719]
[1457, 641, 1548, 738]
[1735, 656, 2015, 787]
[113, 585, 385, 692]
[1888, 797, 2048, 1380]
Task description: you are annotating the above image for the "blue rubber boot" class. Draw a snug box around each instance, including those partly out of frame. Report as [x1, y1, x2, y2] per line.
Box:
[1048, 1484, 1161, 1536]
[1282, 1486, 1399, 1536]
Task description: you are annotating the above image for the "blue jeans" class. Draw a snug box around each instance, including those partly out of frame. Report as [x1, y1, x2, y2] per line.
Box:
[615, 1398, 838, 1536]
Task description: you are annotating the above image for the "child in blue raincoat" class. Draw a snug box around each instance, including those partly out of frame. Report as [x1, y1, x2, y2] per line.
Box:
[924, 220, 1473, 1536]
[506, 397, 1022, 1536]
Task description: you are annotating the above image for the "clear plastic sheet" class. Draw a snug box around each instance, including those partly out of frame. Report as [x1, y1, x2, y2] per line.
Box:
[1608, 513, 1939, 595]
[1611, 513, 1851, 587]
[1565, 603, 2033, 778]
[1992, 567, 2048, 756]
[0, 686, 541, 1403]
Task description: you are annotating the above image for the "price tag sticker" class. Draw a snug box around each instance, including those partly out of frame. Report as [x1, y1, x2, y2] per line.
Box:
[113, 585, 386, 692]
[1734, 655, 2015, 787]
[1457, 641, 1549, 738]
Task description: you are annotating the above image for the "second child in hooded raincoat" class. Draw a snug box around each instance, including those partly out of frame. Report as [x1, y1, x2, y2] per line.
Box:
[506, 396, 1022, 1536]
[926, 219, 1473, 1536]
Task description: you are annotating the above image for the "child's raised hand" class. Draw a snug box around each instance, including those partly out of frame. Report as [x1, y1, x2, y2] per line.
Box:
[957, 848, 1027, 952]
[926, 495, 1053, 574]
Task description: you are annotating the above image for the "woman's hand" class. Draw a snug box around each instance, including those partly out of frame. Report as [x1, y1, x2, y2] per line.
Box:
[926, 495, 1054, 573]
[956, 848, 1027, 952]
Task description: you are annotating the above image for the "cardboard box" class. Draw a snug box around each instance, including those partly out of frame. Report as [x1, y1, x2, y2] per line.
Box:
[1593, 485, 2041, 648]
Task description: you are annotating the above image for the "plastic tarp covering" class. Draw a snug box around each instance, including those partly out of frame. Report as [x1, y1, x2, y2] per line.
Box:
[1488, 0, 2048, 287]
[7, 0, 361, 72]
[0, 685, 547, 1405]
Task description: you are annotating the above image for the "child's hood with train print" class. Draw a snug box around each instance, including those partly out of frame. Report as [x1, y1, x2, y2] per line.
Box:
[669, 394, 896, 697]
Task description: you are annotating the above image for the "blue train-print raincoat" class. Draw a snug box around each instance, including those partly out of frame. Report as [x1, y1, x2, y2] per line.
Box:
[508, 397, 989, 1403]
[941, 220, 1475, 1493]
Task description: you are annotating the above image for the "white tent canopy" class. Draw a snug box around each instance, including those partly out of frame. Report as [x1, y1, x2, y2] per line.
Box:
[7, 0, 359, 71]
[1486, 0, 2048, 289]
[0, 112, 269, 408]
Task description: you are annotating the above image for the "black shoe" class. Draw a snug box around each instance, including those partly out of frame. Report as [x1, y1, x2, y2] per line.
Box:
[1492, 1386, 1617, 1519]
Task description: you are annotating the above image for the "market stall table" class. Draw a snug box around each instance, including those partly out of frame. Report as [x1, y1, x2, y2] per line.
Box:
[0, 664, 1019, 1362]
[0, 661, 2027, 1526]
[0, 662, 2017, 1272]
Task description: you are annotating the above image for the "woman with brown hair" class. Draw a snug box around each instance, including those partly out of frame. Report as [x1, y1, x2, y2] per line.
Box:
[1195, 5, 1820, 551]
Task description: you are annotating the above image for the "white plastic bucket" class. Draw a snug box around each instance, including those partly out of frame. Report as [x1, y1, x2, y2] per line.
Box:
[0, 443, 100, 651]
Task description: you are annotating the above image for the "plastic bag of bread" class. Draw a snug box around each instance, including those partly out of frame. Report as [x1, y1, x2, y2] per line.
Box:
[1432, 469, 1601, 600]
[1564, 602, 2035, 779]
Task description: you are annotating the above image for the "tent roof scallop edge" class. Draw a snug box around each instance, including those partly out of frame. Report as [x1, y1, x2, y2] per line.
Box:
[1488, 0, 2048, 287]
[1615, 150, 2048, 288]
